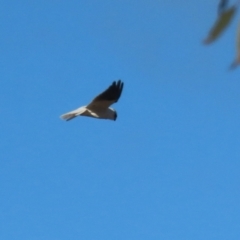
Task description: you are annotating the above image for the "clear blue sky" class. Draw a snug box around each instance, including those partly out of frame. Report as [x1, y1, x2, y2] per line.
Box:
[0, 1, 240, 239]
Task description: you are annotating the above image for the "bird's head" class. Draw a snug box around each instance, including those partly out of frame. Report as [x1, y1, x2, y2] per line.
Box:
[107, 108, 117, 121]
[114, 111, 117, 121]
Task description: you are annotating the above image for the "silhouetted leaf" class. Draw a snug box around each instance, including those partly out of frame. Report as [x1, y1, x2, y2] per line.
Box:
[203, 6, 237, 44]
[218, 0, 228, 15]
[230, 21, 240, 69]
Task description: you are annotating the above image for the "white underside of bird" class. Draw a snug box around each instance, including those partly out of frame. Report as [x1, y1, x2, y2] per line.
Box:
[60, 80, 123, 121]
[61, 106, 116, 121]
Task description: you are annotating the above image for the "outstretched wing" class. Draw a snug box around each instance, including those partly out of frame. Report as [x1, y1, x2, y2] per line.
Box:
[88, 80, 124, 108]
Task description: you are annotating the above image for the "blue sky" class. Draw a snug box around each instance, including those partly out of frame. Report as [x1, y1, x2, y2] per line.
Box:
[0, 1, 240, 239]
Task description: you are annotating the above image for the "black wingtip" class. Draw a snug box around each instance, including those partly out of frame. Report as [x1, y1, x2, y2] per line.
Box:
[108, 80, 124, 103]
[93, 79, 124, 103]
[116, 80, 124, 102]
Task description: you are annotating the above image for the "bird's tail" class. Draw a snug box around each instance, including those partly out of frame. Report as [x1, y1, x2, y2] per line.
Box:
[60, 112, 77, 121]
[60, 109, 81, 121]
[60, 107, 86, 121]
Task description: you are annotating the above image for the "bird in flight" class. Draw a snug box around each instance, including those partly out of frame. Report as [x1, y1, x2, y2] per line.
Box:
[60, 80, 124, 121]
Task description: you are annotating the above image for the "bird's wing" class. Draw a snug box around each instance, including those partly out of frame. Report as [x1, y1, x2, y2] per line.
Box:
[87, 80, 124, 108]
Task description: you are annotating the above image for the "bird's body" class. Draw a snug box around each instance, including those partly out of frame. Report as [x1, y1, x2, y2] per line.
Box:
[60, 80, 123, 121]
[61, 106, 116, 121]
